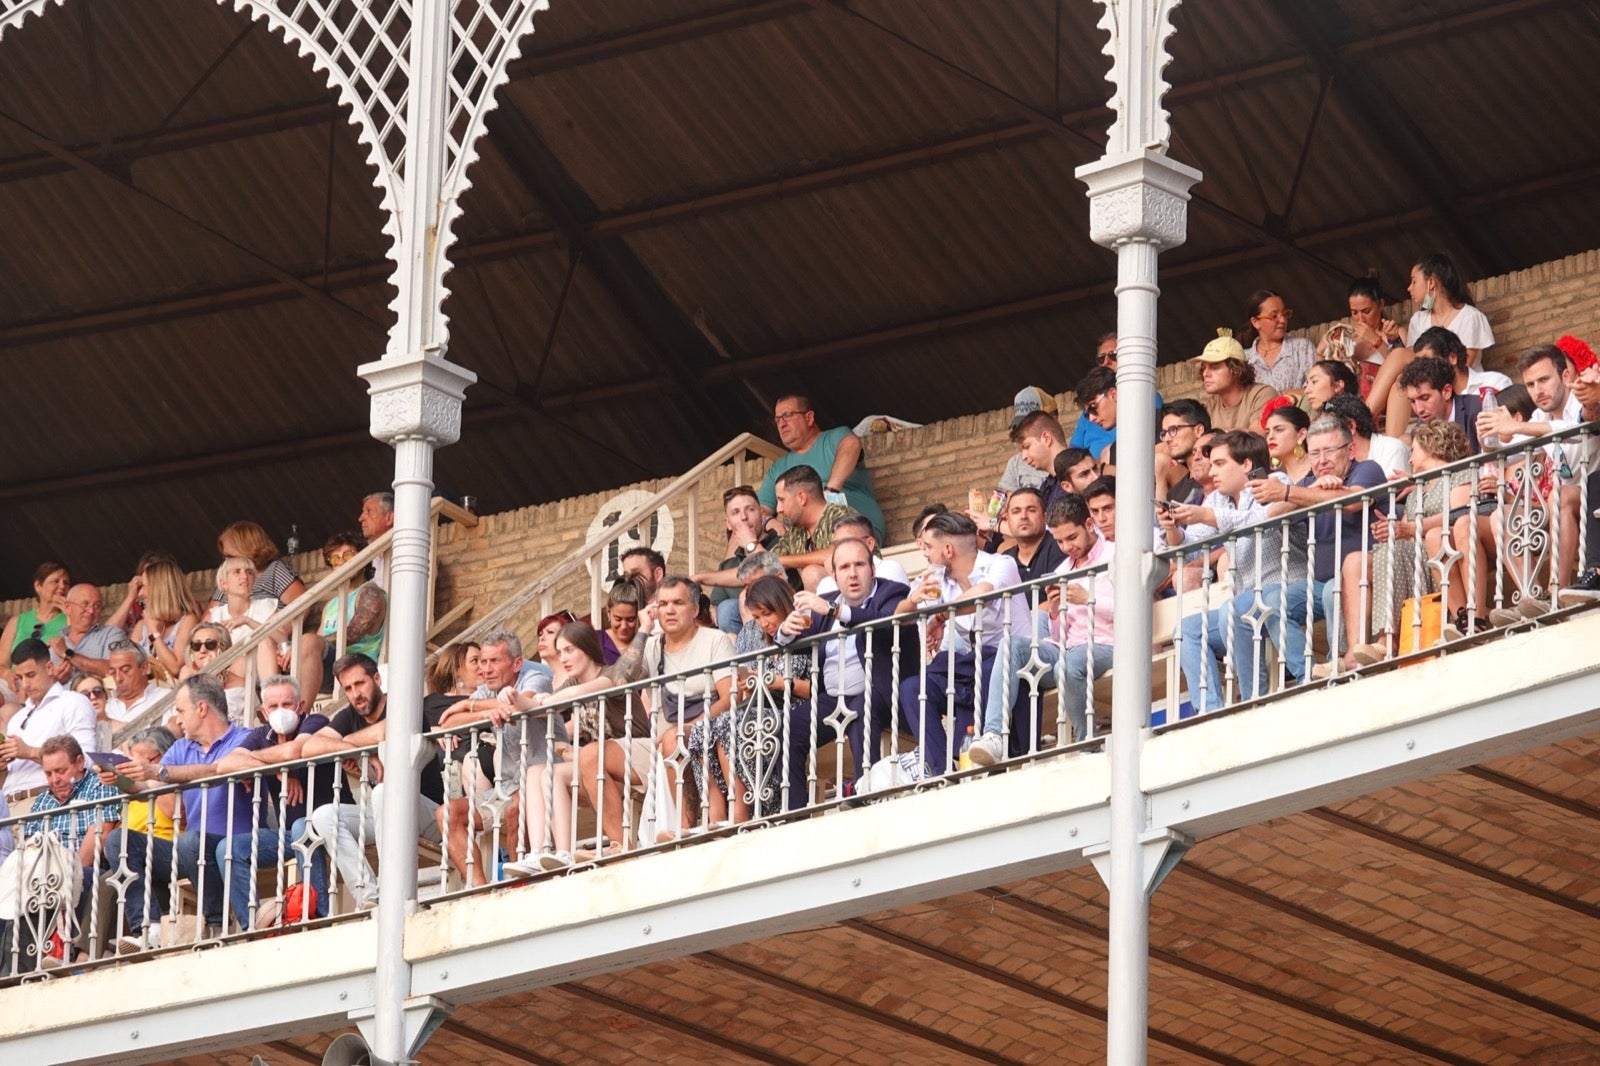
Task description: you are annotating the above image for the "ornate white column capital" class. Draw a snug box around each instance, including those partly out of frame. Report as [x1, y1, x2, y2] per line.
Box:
[1075, 149, 1202, 251]
[359, 346, 478, 446]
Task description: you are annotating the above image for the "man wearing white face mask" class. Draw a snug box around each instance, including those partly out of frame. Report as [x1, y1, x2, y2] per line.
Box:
[212, 676, 329, 930]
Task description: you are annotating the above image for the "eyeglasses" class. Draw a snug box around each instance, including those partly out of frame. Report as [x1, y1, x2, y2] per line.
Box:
[1160, 423, 1197, 438]
[773, 410, 808, 424]
[30, 623, 43, 637]
[1307, 446, 1349, 460]
[1096, 350, 1117, 366]
[83, 687, 106, 699]
[189, 639, 222, 652]
[1254, 308, 1294, 322]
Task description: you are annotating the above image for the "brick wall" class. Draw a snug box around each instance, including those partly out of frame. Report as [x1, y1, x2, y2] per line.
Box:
[8, 248, 1599, 639]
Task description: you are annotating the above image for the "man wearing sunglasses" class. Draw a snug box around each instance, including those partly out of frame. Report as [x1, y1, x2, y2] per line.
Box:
[1067, 334, 1165, 463]
[104, 641, 172, 729]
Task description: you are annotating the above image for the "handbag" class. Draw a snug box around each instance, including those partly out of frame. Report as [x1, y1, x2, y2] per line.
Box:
[1397, 593, 1443, 657]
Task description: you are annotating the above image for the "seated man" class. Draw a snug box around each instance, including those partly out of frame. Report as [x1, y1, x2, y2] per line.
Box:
[759, 394, 885, 539]
[356, 491, 395, 589]
[769, 464, 852, 591]
[693, 485, 778, 633]
[781, 538, 913, 796]
[1068, 333, 1123, 460]
[1156, 399, 1212, 504]
[1053, 447, 1101, 501]
[895, 512, 1030, 776]
[101, 674, 252, 946]
[1164, 431, 1307, 711]
[974, 494, 1115, 764]
[433, 630, 553, 886]
[1248, 416, 1388, 682]
[1399, 356, 1482, 452]
[1011, 411, 1074, 508]
[619, 547, 666, 603]
[1083, 477, 1117, 545]
[17, 735, 120, 968]
[997, 386, 1056, 494]
[1194, 330, 1278, 434]
[2, 639, 99, 816]
[211, 676, 330, 930]
[816, 511, 910, 594]
[48, 584, 127, 681]
[104, 640, 172, 731]
[999, 488, 1065, 583]
[1073, 366, 1122, 467]
[1413, 326, 1512, 405]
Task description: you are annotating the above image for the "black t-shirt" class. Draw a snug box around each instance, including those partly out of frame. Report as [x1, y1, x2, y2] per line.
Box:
[1007, 536, 1067, 584]
[326, 701, 444, 805]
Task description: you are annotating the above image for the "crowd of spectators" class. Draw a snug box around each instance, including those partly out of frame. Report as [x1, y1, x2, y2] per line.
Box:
[5, 252, 1600, 970]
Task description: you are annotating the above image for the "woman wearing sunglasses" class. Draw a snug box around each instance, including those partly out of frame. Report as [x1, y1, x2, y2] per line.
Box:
[178, 622, 249, 722]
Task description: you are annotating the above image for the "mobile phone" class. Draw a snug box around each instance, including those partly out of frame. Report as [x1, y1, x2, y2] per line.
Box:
[1154, 499, 1173, 512]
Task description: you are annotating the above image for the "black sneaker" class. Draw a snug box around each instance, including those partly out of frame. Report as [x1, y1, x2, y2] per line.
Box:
[1558, 570, 1600, 607]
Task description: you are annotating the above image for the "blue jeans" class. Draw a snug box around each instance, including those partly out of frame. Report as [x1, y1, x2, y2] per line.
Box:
[715, 597, 742, 634]
[900, 644, 1002, 774]
[1261, 578, 1337, 682]
[982, 635, 1060, 744]
[218, 829, 296, 929]
[287, 816, 330, 918]
[104, 828, 225, 932]
[1179, 596, 1269, 714]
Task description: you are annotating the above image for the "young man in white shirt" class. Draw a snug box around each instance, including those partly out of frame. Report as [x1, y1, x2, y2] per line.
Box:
[1, 639, 98, 815]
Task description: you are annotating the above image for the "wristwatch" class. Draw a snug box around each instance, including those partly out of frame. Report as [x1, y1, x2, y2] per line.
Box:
[744, 540, 759, 554]
[158, 765, 171, 783]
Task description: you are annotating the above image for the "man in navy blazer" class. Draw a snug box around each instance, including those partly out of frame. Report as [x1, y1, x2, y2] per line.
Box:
[778, 538, 912, 802]
[1400, 355, 1484, 452]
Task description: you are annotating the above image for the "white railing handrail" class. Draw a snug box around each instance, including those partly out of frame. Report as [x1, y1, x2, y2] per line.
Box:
[445, 432, 785, 649]
[111, 498, 477, 744]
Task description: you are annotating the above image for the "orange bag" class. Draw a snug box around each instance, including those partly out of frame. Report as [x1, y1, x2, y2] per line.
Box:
[1397, 593, 1443, 658]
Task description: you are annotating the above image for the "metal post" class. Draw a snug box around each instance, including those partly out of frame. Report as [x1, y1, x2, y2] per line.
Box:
[1077, 142, 1200, 1063]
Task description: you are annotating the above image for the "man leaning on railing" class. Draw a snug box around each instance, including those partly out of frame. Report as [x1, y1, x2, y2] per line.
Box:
[98, 674, 253, 949]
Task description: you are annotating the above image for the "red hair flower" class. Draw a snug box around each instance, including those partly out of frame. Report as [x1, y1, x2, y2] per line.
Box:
[1260, 394, 1293, 429]
[1556, 335, 1598, 376]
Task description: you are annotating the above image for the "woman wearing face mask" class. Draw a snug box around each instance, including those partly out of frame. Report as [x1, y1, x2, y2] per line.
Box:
[1406, 251, 1493, 369]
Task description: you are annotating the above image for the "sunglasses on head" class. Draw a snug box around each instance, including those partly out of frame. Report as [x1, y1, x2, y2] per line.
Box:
[189, 639, 222, 652]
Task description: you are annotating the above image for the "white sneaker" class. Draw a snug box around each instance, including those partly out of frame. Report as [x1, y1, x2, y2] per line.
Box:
[967, 732, 1006, 767]
[1517, 596, 1552, 619]
[538, 850, 573, 872]
[501, 857, 543, 879]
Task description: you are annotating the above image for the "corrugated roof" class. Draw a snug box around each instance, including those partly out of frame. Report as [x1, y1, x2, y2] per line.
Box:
[2, 0, 1598, 593]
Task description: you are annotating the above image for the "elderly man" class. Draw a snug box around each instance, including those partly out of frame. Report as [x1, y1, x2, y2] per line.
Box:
[104, 640, 173, 730]
[210, 676, 330, 930]
[974, 494, 1116, 764]
[102, 674, 252, 946]
[357, 491, 395, 588]
[47, 584, 127, 681]
[1250, 416, 1388, 682]
[432, 630, 557, 886]
[895, 512, 1031, 776]
[2, 639, 98, 815]
[770, 464, 852, 592]
[12, 735, 122, 967]
[759, 394, 885, 539]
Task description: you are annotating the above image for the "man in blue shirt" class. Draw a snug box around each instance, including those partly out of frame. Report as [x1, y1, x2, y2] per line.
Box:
[101, 673, 251, 945]
[1069, 336, 1163, 462]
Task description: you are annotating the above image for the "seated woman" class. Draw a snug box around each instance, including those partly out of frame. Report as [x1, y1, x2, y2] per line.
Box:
[216, 520, 323, 697]
[129, 560, 201, 685]
[699, 576, 812, 823]
[599, 577, 647, 665]
[178, 622, 249, 722]
[1, 561, 70, 663]
[1321, 420, 1475, 674]
[207, 556, 279, 689]
[532, 610, 576, 687]
[1262, 401, 1311, 483]
[1303, 359, 1360, 418]
[1242, 289, 1317, 395]
[506, 621, 644, 874]
[317, 532, 387, 674]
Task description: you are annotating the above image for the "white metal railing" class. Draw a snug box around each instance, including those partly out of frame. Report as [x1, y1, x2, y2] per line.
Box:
[110, 498, 477, 745]
[442, 433, 785, 650]
[7, 422, 1597, 977]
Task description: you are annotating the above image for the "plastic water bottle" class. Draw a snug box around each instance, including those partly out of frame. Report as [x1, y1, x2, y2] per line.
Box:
[286, 523, 301, 556]
[957, 725, 976, 771]
[1481, 390, 1501, 450]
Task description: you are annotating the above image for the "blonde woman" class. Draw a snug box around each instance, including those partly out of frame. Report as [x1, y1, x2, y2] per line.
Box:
[178, 622, 249, 722]
[129, 560, 201, 682]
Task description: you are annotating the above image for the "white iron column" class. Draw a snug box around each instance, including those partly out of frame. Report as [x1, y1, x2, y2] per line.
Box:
[360, 1, 477, 1063]
[1077, 148, 1200, 1065]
